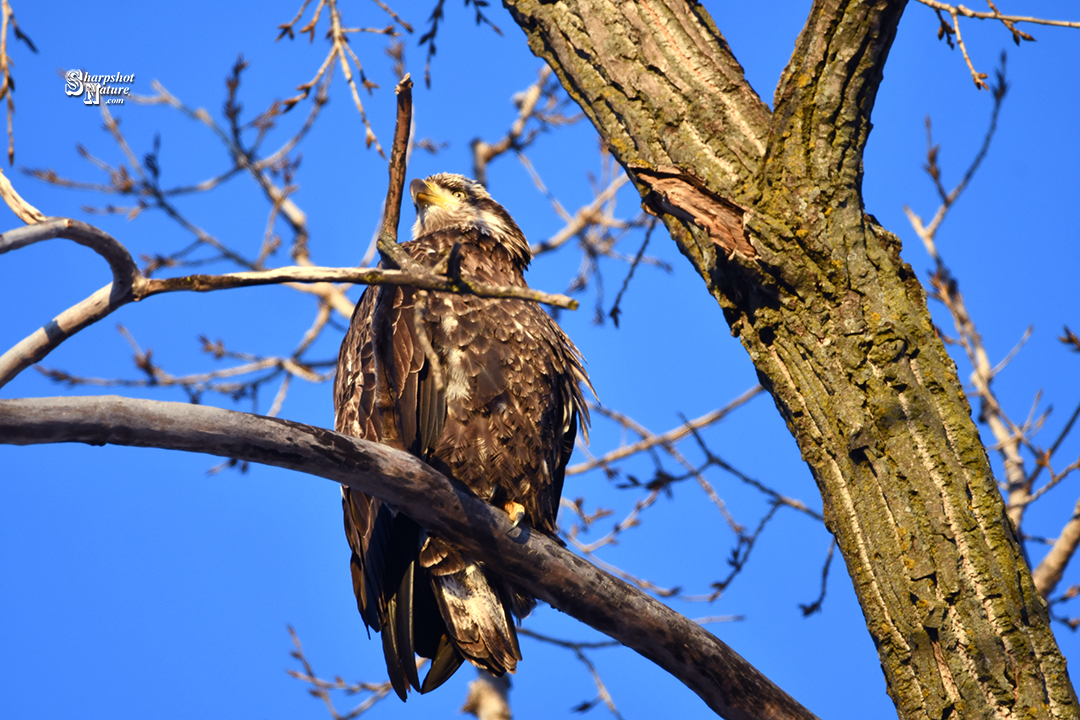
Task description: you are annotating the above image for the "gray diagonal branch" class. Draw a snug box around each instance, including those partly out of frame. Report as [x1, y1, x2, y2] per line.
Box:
[0, 395, 818, 720]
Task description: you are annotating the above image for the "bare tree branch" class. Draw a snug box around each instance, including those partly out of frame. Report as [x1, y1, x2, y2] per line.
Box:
[1033, 499, 1080, 598]
[914, 1, 1078, 89]
[567, 385, 763, 476]
[0, 166, 44, 223]
[0, 216, 577, 390]
[902, 63, 1040, 527]
[0, 395, 819, 720]
[276, 0, 393, 155]
[286, 625, 393, 720]
[916, 0, 1080, 29]
[0, 0, 37, 165]
[470, 65, 578, 187]
[376, 74, 420, 272]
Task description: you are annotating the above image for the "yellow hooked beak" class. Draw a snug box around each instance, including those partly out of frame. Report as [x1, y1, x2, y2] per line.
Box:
[410, 178, 449, 211]
[411, 178, 466, 210]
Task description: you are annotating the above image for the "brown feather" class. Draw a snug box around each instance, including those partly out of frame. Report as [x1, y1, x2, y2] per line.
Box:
[333, 173, 590, 698]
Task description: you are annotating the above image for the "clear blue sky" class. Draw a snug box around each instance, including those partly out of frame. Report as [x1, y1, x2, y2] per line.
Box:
[2, 2, 1079, 719]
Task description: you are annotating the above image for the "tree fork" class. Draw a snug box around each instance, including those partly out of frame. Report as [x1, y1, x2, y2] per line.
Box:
[504, 0, 1077, 717]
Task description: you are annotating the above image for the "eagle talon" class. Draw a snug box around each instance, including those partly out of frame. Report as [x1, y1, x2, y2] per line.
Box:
[505, 501, 526, 533]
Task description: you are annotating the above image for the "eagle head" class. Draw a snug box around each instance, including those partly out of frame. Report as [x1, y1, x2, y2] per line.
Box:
[410, 173, 532, 268]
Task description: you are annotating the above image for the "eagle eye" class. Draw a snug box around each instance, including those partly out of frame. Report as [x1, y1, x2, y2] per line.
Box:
[452, 190, 466, 199]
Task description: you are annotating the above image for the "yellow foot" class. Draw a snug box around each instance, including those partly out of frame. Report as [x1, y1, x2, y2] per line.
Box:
[504, 501, 526, 532]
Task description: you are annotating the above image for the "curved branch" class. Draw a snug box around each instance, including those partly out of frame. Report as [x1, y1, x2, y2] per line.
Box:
[0, 166, 46, 223]
[0, 217, 141, 291]
[0, 395, 819, 720]
[0, 218, 142, 389]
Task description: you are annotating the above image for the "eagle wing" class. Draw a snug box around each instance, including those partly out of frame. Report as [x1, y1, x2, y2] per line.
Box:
[336, 276, 465, 698]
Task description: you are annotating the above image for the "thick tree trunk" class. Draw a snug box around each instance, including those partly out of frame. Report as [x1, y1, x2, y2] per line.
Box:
[504, 0, 1078, 717]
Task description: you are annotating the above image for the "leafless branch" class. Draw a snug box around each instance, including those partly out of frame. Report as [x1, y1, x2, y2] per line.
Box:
[0, 166, 44, 223]
[418, 0, 502, 88]
[0, 217, 578, 390]
[276, 0, 394, 155]
[461, 671, 512, 720]
[682, 425, 823, 521]
[286, 625, 393, 720]
[915, 1, 1079, 89]
[375, 75, 421, 272]
[1034, 500, 1080, 598]
[470, 66, 578, 186]
[916, 0, 1079, 30]
[1062, 327, 1080, 354]
[798, 540, 836, 617]
[522, 151, 660, 322]
[527, 159, 633, 257]
[903, 55, 1007, 249]
[567, 386, 762, 475]
[581, 402, 743, 532]
[608, 217, 655, 327]
[902, 54, 1080, 599]
[124, 76, 354, 316]
[370, 0, 412, 33]
[1027, 401, 1080, 492]
[569, 646, 623, 719]
[564, 488, 680, 597]
[36, 328, 333, 408]
[0, 395, 822, 720]
[0, 0, 36, 164]
[903, 60, 1036, 524]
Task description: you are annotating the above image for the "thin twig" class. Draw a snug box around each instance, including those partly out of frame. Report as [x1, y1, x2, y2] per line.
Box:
[915, 1, 1079, 89]
[916, 0, 1079, 29]
[567, 386, 763, 475]
[609, 218, 656, 327]
[798, 539, 836, 616]
[286, 625, 393, 720]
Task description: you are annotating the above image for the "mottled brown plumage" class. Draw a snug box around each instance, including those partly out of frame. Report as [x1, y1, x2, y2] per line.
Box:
[333, 173, 590, 699]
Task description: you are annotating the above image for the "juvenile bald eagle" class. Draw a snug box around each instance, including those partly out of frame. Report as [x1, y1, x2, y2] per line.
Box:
[333, 173, 590, 699]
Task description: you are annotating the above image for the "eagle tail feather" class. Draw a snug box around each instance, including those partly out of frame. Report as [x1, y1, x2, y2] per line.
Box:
[394, 558, 422, 692]
[420, 634, 465, 693]
[381, 593, 409, 701]
[431, 564, 522, 676]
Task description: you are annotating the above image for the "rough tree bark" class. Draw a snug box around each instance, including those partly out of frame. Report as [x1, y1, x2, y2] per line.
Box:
[504, 0, 1077, 718]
